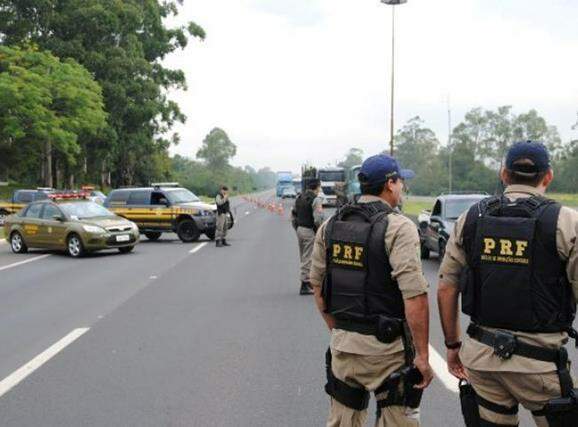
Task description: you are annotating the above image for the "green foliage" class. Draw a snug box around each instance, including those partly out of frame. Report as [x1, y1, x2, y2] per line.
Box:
[0, 0, 205, 186]
[196, 128, 237, 169]
[171, 155, 275, 196]
[0, 45, 106, 185]
[338, 148, 363, 169]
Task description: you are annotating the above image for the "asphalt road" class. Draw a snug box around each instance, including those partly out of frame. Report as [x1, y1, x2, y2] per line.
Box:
[0, 193, 573, 426]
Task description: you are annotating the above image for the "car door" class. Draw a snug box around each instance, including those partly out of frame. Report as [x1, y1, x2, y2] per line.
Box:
[126, 190, 155, 229]
[20, 203, 44, 247]
[38, 203, 67, 248]
[149, 191, 172, 229]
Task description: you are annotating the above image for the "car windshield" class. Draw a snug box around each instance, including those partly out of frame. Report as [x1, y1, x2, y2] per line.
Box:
[318, 171, 345, 182]
[165, 189, 200, 204]
[59, 201, 115, 219]
[445, 198, 484, 219]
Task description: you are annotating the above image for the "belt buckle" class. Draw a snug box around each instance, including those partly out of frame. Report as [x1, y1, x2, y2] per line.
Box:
[493, 330, 517, 359]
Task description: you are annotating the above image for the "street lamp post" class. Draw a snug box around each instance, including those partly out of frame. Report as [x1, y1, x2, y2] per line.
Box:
[381, 0, 407, 156]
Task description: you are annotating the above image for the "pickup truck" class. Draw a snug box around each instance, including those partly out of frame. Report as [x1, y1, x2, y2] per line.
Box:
[0, 188, 54, 225]
[417, 193, 488, 260]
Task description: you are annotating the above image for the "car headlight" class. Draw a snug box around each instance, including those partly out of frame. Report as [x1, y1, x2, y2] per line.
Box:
[83, 225, 105, 234]
[195, 210, 211, 217]
[129, 222, 139, 231]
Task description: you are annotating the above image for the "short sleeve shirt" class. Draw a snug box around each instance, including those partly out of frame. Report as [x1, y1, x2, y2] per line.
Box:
[439, 185, 578, 373]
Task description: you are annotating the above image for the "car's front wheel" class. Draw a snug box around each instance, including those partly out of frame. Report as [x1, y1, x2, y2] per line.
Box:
[10, 231, 28, 254]
[438, 241, 446, 261]
[420, 241, 430, 260]
[144, 232, 162, 241]
[177, 219, 200, 243]
[67, 233, 85, 258]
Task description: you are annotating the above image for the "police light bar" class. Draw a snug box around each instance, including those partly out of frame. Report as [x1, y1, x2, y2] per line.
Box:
[48, 191, 90, 200]
[81, 185, 95, 191]
[151, 182, 180, 188]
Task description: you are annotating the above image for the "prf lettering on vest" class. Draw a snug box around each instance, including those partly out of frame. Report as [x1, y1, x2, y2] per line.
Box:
[332, 242, 365, 269]
[481, 237, 530, 265]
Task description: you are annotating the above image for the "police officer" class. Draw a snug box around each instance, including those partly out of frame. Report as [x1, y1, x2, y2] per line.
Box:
[437, 141, 578, 426]
[310, 154, 433, 427]
[292, 178, 324, 295]
[215, 185, 231, 247]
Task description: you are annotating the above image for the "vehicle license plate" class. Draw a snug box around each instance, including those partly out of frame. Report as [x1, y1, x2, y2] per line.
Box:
[116, 234, 130, 242]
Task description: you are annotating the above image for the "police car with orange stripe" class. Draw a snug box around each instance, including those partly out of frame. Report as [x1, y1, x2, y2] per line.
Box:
[104, 183, 217, 242]
[4, 191, 140, 257]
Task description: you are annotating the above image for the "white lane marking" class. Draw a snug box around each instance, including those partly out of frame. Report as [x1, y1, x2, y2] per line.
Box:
[429, 344, 459, 393]
[0, 328, 89, 398]
[0, 254, 51, 272]
[149, 275, 158, 280]
[245, 211, 250, 215]
[189, 242, 207, 254]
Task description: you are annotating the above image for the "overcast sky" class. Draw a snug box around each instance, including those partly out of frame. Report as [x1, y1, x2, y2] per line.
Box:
[164, 0, 578, 173]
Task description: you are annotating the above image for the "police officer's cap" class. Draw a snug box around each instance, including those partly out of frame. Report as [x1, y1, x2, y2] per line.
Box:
[358, 154, 414, 185]
[506, 141, 550, 176]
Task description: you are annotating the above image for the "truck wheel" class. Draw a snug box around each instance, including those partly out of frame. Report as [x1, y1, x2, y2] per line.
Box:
[177, 219, 200, 243]
[10, 231, 28, 254]
[205, 229, 216, 240]
[67, 233, 85, 258]
[144, 232, 162, 241]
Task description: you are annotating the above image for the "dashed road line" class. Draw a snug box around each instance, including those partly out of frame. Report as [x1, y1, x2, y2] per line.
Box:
[189, 242, 207, 254]
[429, 344, 459, 393]
[0, 328, 90, 398]
[0, 254, 51, 272]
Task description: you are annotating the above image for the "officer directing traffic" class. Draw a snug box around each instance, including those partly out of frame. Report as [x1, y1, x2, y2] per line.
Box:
[291, 178, 325, 295]
[437, 141, 578, 426]
[215, 185, 231, 247]
[310, 154, 433, 427]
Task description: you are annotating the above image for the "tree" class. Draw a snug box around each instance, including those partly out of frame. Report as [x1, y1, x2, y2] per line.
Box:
[338, 148, 363, 169]
[0, 45, 106, 186]
[0, 0, 205, 186]
[196, 128, 237, 169]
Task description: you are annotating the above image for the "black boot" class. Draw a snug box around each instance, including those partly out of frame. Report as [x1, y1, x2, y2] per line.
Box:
[216, 239, 223, 247]
[222, 239, 231, 246]
[300, 281, 314, 295]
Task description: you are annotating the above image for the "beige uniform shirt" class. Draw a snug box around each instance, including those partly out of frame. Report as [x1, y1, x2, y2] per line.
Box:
[439, 185, 578, 373]
[310, 195, 429, 356]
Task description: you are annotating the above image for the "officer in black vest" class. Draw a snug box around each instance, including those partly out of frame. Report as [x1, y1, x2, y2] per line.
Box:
[310, 154, 433, 426]
[292, 178, 324, 295]
[215, 186, 231, 247]
[438, 141, 578, 426]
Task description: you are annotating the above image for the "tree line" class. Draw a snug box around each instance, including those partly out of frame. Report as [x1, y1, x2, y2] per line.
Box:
[338, 106, 578, 195]
[0, 1, 275, 195]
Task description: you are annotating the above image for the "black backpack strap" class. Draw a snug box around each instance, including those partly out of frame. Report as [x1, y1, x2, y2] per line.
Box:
[323, 215, 338, 311]
[361, 211, 389, 315]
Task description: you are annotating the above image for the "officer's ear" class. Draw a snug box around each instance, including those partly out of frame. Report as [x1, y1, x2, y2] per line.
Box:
[542, 169, 554, 189]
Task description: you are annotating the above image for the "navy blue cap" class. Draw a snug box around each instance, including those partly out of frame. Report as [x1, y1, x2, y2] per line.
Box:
[505, 141, 550, 174]
[358, 154, 414, 185]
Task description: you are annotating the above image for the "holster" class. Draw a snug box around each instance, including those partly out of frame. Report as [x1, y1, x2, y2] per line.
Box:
[459, 380, 481, 427]
[534, 390, 578, 427]
[375, 316, 403, 344]
[324, 349, 370, 411]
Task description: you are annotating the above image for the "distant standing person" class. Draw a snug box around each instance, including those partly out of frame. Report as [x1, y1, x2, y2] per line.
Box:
[291, 179, 324, 295]
[215, 186, 231, 247]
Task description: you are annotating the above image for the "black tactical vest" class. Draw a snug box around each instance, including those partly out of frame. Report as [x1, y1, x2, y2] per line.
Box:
[295, 191, 316, 228]
[216, 196, 230, 215]
[322, 201, 405, 324]
[461, 195, 575, 333]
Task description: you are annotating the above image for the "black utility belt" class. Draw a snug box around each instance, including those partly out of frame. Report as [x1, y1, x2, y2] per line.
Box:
[335, 316, 405, 344]
[466, 323, 562, 363]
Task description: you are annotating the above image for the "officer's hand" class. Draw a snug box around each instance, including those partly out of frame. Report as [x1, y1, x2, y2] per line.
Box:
[447, 348, 468, 380]
[413, 355, 433, 389]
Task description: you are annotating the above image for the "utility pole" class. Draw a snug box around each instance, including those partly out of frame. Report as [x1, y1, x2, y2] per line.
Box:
[381, 0, 407, 156]
[447, 94, 453, 193]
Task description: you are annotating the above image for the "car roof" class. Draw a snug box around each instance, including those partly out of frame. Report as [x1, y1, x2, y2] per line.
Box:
[436, 194, 488, 201]
[110, 187, 184, 192]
